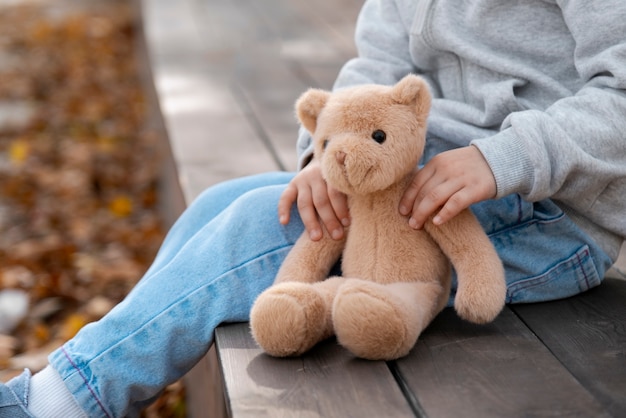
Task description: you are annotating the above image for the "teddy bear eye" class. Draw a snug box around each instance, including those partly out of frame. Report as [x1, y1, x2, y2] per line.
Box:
[372, 130, 386, 144]
[322, 139, 329, 150]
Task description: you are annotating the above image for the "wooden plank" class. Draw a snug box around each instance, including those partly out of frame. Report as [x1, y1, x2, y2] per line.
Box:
[296, 62, 345, 91]
[511, 278, 626, 416]
[185, 345, 228, 418]
[394, 307, 610, 417]
[148, 0, 361, 180]
[142, 0, 283, 204]
[231, 68, 304, 172]
[149, 59, 281, 201]
[223, 0, 360, 172]
[233, 0, 354, 60]
[289, 0, 361, 58]
[189, 0, 270, 54]
[215, 322, 416, 418]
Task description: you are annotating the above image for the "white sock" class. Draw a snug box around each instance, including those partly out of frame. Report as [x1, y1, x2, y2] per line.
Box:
[27, 365, 88, 418]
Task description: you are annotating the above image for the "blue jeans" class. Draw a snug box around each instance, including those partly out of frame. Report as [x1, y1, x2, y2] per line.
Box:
[47, 172, 612, 417]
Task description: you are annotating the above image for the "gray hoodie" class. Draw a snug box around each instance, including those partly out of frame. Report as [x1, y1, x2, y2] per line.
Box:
[297, 0, 626, 261]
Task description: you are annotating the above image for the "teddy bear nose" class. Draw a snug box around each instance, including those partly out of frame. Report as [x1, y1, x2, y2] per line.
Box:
[336, 151, 346, 165]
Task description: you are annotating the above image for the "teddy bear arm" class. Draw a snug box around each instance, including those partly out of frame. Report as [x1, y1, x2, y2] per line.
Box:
[275, 230, 345, 285]
[423, 209, 506, 324]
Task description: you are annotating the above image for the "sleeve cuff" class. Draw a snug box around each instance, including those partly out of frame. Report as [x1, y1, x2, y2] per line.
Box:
[471, 129, 535, 199]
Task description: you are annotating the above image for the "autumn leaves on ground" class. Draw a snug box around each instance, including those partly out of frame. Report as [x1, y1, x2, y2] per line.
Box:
[0, 1, 185, 416]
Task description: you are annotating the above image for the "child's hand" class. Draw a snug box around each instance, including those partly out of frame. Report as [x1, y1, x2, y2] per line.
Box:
[278, 160, 350, 241]
[399, 146, 496, 229]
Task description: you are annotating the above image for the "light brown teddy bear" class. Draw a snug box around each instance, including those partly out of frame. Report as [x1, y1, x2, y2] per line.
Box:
[250, 74, 507, 361]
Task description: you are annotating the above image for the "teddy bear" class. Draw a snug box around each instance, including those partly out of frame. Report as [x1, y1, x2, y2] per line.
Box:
[249, 74, 507, 361]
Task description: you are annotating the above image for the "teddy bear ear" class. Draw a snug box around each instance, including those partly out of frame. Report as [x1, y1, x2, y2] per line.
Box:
[295, 88, 331, 134]
[390, 74, 432, 118]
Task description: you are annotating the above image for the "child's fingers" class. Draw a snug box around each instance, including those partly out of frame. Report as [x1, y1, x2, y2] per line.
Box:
[408, 179, 461, 229]
[328, 186, 350, 227]
[413, 179, 495, 228]
[278, 180, 325, 241]
[403, 146, 497, 228]
[399, 168, 428, 216]
[311, 183, 345, 240]
[295, 185, 324, 241]
[431, 188, 473, 225]
[277, 184, 297, 225]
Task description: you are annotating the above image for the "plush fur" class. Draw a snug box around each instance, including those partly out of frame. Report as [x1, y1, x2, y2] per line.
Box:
[249, 75, 507, 361]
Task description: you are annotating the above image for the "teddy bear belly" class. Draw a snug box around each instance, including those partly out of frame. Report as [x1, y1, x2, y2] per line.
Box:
[341, 223, 449, 285]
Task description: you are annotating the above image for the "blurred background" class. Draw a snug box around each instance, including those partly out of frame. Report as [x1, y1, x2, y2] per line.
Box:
[0, 0, 184, 416]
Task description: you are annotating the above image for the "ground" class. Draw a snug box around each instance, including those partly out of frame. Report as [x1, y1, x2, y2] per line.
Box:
[0, 1, 185, 416]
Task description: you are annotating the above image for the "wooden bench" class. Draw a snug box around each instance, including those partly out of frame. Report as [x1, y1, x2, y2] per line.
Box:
[138, 0, 626, 416]
[215, 279, 626, 417]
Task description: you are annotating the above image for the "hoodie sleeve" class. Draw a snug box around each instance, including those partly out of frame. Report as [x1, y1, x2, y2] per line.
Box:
[296, 0, 417, 169]
[471, 1, 626, 237]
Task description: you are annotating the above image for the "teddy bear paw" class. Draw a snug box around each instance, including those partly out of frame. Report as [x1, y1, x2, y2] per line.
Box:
[454, 278, 507, 324]
[250, 282, 331, 357]
[332, 280, 417, 360]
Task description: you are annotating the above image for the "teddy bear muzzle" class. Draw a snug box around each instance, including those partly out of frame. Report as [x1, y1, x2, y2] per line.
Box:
[335, 150, 346, 165]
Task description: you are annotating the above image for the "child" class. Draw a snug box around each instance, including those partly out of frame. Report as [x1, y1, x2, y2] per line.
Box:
[2, 0, 625, 416]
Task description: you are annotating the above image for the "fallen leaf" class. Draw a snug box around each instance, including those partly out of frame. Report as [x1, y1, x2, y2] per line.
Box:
[59, 313, 88, 341]
[8, 139, 29, 164]
[109, 194, 133, 217]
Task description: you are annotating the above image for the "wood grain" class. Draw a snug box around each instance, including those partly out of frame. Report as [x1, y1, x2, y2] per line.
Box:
[395, 307, 610, 417]
[215, 322, 415, 418]
[511, 278, 626, 416]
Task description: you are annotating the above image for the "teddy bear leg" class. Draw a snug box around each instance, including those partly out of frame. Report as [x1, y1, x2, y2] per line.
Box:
[332, 279, 447, 360]
[250, 277, 344, 357]
[423, 209, 507, 324]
